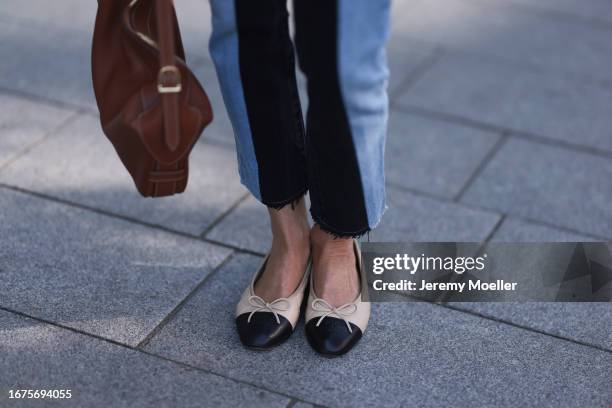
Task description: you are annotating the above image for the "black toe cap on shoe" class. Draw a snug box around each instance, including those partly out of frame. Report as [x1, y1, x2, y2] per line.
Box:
[236, 312, 293, 350]
[305, 317, 363, 356]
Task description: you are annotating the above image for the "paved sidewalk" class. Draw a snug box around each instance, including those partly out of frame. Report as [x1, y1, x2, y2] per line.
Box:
[1, 0, 611, 407]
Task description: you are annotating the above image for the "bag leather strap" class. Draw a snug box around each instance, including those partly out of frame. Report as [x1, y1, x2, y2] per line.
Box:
[155, 0, 181, 152]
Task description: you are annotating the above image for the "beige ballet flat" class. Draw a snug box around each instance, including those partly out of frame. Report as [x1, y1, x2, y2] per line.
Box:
[235, 255, 310, 350]
[304, 239, 370, 356]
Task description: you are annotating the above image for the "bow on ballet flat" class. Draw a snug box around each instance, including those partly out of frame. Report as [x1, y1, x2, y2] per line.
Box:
[247, 295, 291, 324]
[311, 298, 358, 333]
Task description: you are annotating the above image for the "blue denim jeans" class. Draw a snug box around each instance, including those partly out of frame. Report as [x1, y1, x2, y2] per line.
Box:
[209, 0, 390, 237]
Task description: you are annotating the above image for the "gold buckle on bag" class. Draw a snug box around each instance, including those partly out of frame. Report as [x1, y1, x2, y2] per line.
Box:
[157, 66, 182, 94]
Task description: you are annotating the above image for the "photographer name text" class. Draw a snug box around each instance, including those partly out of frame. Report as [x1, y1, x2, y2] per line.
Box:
[371, 279, 517, 292]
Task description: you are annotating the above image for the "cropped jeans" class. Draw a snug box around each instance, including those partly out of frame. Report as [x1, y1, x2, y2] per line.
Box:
[208, 0, 391, 237]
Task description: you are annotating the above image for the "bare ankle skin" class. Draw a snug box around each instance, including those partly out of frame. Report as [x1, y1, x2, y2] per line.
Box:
[254, 198, 311, 302]
[310, 225, 360, 307]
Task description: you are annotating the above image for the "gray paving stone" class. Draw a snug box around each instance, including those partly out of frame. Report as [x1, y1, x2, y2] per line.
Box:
[0, 94, 74, 168]
[145, 253, 612, 408]
[386, 37, 438, 96]
[193, 61, 237, 146]
[453, 303, 612, 352]
[460, 138, 612, 239]
[491, 218, 596, 242]
[205, 196, 271, 254]
[0, 0, 95, 32]
[397, 54, 612, 153]
[386, 111, 500, 198]
[371, 187, 501, 241]
[0, 15, 96, 109]
[174, 0, 213, 61]
[0, 187, 231, 345]
[0, 310, 288, 408]
[0, 0, 210, 60]
[391, 0, 612, 82]
[475, 0, 612, 25]
[291, 402, 316, 408]
[0, 114, 246, 236]
[455, 218, 611, 352]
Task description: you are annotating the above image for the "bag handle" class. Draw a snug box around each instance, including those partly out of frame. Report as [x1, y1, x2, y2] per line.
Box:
[155, 0, 181, 152]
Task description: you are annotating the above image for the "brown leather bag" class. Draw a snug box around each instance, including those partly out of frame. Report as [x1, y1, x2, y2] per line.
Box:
[92, 0, 212, 197]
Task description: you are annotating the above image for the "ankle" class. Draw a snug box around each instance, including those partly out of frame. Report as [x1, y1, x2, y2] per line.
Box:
[256, 231, 310, 301]
[272, 226, 310, 256]
[268, 204, 310, 254]
[311, 225, 353, 254]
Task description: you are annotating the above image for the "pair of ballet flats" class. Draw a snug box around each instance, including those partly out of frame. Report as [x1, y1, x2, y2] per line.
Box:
[235, 240, 370, 356]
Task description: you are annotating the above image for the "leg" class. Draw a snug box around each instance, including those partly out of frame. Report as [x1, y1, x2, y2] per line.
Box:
[209, 0, 310, 302]
[294, 0, 391, 305]
[310, 224, 359, 307]
[256, 201, 310, 302]
[294, 0, 390, 237]
[209, 0, 308, 206]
